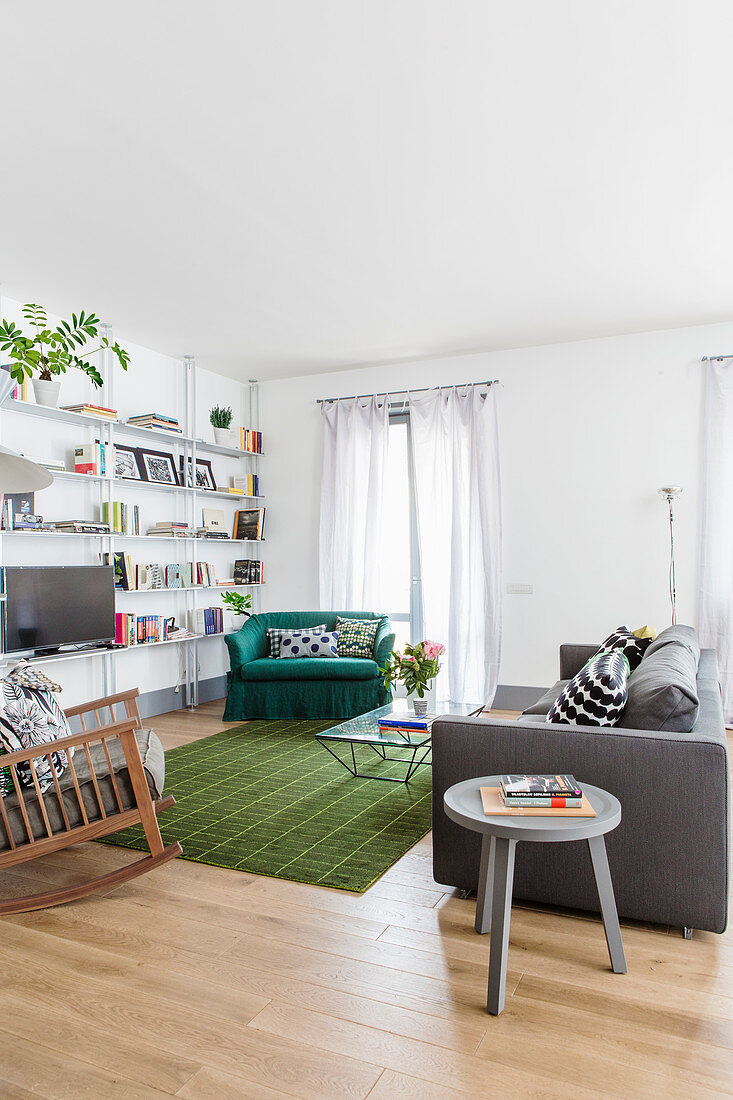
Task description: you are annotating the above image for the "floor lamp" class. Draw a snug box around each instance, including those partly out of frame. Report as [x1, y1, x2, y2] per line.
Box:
[658, 486, 682, 625]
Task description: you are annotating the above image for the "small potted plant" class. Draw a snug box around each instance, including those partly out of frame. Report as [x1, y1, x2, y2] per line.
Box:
[0, 303, 129, 407]
[210, 405, 234, 446]
[381, 639, 445, 716]
[220, 589, 252, 626]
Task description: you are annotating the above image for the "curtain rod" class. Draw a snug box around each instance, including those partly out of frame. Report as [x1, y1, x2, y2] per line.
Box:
[316, 379, 499, 405]
[701, 354, 733, 362]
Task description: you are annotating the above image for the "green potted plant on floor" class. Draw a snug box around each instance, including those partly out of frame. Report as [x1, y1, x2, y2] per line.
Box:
[210, 404, 234, 446]
[0, 303, 129, 407]
[381, 639, 445, 716]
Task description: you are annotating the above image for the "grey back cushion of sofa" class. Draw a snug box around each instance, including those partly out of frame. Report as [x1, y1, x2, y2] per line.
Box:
[618, 625, 700, 732]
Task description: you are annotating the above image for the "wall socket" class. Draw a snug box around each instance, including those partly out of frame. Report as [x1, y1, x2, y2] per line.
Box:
[506, 583, 533, 595]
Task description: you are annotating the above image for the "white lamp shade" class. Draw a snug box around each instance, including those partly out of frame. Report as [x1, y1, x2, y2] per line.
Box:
[0, 444, 54, 492]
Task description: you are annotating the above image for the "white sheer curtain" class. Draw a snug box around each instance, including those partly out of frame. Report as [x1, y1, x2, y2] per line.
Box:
[699, 360, 733, 721]
[409, 385, 502, 705]
[319, 396, 389, 610]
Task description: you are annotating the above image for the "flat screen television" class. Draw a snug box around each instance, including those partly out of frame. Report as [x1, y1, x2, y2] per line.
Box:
[3, 565, 116, 655]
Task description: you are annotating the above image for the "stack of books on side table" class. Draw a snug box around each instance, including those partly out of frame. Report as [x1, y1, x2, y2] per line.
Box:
[480, 774, 597, 817]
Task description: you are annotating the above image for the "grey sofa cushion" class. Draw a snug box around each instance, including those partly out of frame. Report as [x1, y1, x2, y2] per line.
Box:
[646, 624, 700, 664]
[0, 728, 164, 851]
[619, 625, 700, 732]
[522, 681, 568, 716]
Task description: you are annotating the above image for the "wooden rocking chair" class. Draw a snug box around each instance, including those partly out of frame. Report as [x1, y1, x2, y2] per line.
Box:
[0, 687, 181, 914]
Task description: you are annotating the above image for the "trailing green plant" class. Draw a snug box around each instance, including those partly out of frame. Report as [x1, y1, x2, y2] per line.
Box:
[221, 590, 252, 617]
[210, 405, 233, 429]
[0, 303, 130, 387]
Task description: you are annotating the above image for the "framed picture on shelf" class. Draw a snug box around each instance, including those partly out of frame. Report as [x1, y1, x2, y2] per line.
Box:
[138, 447, 180, 487]
[113, 444, 145, 481]
[179, 456, 217, 491]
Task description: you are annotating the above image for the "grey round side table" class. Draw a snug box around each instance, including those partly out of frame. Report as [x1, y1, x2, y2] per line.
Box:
[444, 775, 627, 1016]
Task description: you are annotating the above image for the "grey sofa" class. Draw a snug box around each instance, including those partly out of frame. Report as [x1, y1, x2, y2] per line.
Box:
[432, 633, 730, 934]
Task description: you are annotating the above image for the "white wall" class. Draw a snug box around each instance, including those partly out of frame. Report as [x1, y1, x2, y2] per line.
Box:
[260, 321, 732, 689]
[0, 296, 256, 708]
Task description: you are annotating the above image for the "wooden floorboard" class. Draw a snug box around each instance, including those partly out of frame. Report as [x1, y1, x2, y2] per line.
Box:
[0, 699, 730, 1099]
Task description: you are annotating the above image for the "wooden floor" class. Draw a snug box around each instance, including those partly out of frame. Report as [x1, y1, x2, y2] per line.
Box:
[0, 701, 731, 1099]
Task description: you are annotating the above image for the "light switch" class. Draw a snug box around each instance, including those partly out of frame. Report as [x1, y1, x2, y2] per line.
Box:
[506, 583, 533, 595]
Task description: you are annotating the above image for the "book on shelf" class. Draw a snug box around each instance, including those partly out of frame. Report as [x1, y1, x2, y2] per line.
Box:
[233, 507, 265, 540]
[127, 413, 181, 433]
[51, 520, 111, 534]
[147, 525, 193, 537]
[480, 786, 597, 818]
[62, 403, 118, 419]
[2, 492, 35, 530]
[196, 528, 228, 539]
[115, 612, 193, 645]
[188, 607, 224, 636]
[232, 473, 260, 497]
[74, 440, 112, 476]
[233, 559, 264, 584]
[240, 428, 263, 453]
[22, 454, 67, 473]
[102, 501, 140, 536]
[12, 515, 44, 531]
[201, 508, 226, 533]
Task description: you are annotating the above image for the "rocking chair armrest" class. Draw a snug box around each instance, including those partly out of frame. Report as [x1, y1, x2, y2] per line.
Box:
[0, 716, 141, 769]
[64, 687, 141, 721]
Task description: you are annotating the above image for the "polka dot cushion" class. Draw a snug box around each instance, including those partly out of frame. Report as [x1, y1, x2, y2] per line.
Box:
[546, 650, 630, 727]
[334, 616, 382, 658]
[595, 626, 652, 672]
[278, 630, 339, 659]
[268, 625, 326, 658]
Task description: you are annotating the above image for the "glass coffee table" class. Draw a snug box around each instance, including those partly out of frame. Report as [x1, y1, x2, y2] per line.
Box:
[316, 699, 484, 784]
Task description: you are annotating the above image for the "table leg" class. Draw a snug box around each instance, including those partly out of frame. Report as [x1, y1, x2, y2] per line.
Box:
[486, 837, 516, 1015]
[475, 835, 495, 934]
[587, 835, 627, 974]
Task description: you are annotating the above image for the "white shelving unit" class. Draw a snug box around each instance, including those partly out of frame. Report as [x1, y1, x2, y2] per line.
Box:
[0, 358, 263, 709]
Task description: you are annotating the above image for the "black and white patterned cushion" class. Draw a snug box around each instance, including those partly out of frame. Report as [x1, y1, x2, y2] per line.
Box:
[267, 625, 326, 658]
[0, 681, 73, 797]
[595, 626, 651, 672]
[279, 630, 339, 659]
[546, 650, 630, 727]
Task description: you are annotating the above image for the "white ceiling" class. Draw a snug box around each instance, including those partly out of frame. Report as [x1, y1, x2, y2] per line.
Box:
[0, 1, 731, 381]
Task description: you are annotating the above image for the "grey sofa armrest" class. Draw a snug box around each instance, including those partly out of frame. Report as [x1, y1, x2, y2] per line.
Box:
[559, 643, 598, 679]
[431, 715, 729, 932]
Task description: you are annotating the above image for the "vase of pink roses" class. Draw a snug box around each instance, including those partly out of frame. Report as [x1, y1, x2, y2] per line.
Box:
[381, 639, 445, 716]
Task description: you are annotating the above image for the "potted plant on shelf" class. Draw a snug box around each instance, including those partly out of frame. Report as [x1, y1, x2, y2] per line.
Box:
[210, 405, 234, 446]
[0, 303, 129, 408]
[220, 589, 252, 627]
[381, 639, 445, 716]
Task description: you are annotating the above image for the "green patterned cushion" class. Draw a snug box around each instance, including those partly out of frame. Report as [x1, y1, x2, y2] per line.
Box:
[335, 616, 382, 658]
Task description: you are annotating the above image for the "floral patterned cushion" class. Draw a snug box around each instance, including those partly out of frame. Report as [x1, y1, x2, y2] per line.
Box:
[0, 682, 73, 797]
[334, 616, 383, 659]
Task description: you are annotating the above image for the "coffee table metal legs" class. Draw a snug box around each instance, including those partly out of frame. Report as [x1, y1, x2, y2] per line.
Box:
[486, 837, 517, 1015]
[587, 835, 627, 974]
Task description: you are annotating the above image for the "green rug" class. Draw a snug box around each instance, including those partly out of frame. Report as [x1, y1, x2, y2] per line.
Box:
[100, 719, 433, 892]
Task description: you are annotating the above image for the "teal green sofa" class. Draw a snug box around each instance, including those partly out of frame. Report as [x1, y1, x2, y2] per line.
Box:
[223, 611, 395, 720]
